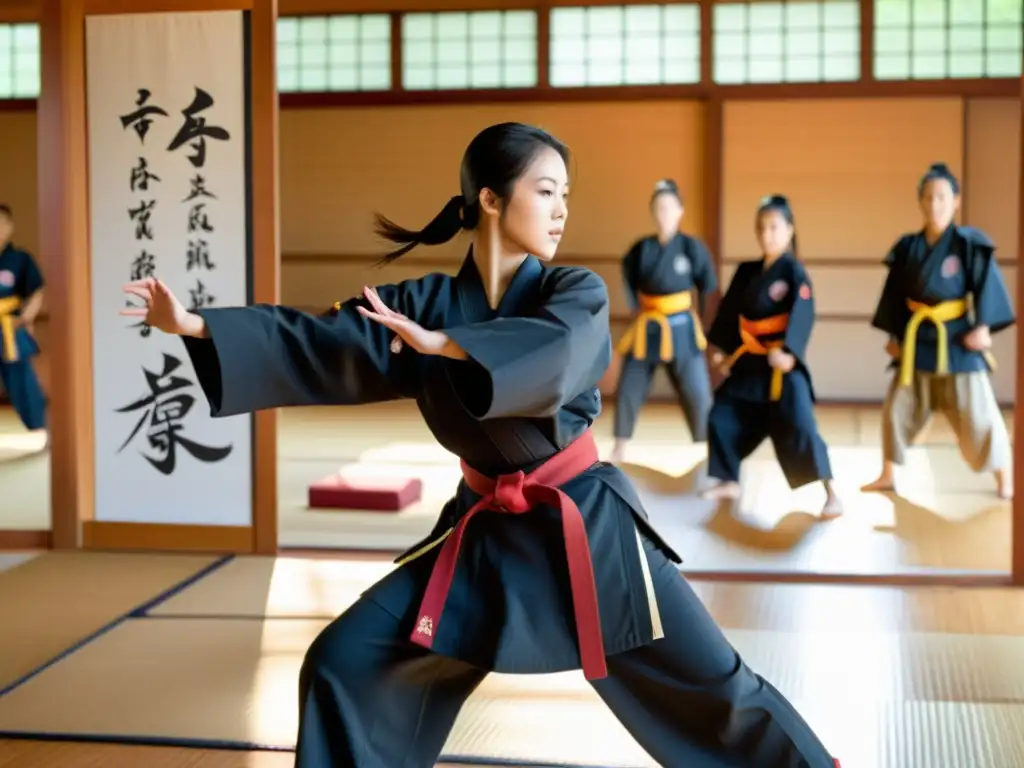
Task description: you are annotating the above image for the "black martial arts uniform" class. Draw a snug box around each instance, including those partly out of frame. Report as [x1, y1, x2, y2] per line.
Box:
[870, 224, 1014, 471]
[614, 233, 717, 441]
[0, 242, 46, 431]
[179, 251, 839, 768]
[706, 253, 833, 489]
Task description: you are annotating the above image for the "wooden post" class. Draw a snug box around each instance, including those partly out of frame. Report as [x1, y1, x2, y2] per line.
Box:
[38, 0, 278, 554]
[1013, 72, 1024, 585]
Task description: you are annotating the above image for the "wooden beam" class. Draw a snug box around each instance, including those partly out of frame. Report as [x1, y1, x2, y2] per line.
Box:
[37, 0, 91, 549]
[250, 0, 281, 554]
[1013, 71, 1024, 585]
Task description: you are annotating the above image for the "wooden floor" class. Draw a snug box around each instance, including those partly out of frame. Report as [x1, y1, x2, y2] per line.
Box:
[1, 399, 1017, 575]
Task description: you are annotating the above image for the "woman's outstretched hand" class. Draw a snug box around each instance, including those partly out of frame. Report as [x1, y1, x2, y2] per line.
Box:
[356, 286, 466, 359]
[121, 277, 205, 337]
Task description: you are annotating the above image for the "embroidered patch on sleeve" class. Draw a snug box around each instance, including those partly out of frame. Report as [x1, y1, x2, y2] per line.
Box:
[799, 283, 811, 300]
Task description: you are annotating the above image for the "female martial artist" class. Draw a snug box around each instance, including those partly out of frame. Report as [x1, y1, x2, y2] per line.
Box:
[701, 195, 842, 518]
[608, 178, 717, 464]
[861, 162, 1015, 498]
[122, 123, 841, 768]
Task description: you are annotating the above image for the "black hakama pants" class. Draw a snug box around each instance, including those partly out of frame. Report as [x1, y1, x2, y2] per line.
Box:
[0, 359, 46, 431]
[614, 352, 712, 442]
[707, 371, 832, 490]
[296, 534, 836, 768]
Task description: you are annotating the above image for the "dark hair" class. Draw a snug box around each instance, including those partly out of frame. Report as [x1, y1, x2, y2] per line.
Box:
[917, 162, 960, 197]
[650, 178, 683, 206]
[756, 194, 798, 259]
[372, 122, 571, 265]
[0, 204, 11, 219]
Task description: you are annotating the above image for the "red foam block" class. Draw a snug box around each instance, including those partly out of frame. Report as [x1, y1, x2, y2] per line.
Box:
[308, 473, 423, 512]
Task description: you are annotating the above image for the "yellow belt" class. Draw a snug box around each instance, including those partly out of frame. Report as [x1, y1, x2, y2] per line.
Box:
[724, 312, 790, 401]
[900, 298, 997, 387]
[616, 290, 707, 362]
[0, 296, 21, 363]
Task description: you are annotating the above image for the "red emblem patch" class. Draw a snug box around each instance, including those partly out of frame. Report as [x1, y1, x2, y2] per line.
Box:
[941, 255, 960, 278]
[799, 283, 811, 300]
[0, 270, 13, 288]
[768, 280, 789, 302]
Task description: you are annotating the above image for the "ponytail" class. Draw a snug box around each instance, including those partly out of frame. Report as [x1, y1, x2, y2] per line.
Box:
[373, 195, 469, 265]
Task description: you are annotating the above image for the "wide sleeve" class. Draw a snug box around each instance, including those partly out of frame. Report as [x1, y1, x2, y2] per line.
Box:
[620, 241, 641, 312]
[15, 251, 44, 298]
[782, 267, 816, 364]
[442, 267, 612, 420]
[688, 237, 718, 314]
[870, 238, 911, 339]
[180, 276, 443, 418]
[705, 264, 745, 354]
[963, 228, 1015, 335]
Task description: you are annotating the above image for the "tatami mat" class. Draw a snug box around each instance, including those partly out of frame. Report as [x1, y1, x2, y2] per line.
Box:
[0, 552, 224, 692]
[145, 556, 1024, 636]
[2, 616, 1024, 767]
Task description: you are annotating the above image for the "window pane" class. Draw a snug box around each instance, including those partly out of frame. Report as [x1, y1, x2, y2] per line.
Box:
[785, 55, 823, 81]
[948, 51, 985, 77]
[402, 10, 538, 90]
[0, 23, 41, 99]
[986, 50, 1022, 77]
[279, 14, 391, 93]
[950, 0, 984, 24]
[551, 4, 701, 88]
[550, 61, 587, 87]
[911, 53, 947, 78]
[987, 0, 1022, 23]
[277, 18, 298, 44]
[714, 57, 747, 84]
[874, 53, 911, 78]
[873, 0, 1021, 80]
[713, 1, 858, 84]
[875, 0, 911, 24]
[663, 57, 700, 83]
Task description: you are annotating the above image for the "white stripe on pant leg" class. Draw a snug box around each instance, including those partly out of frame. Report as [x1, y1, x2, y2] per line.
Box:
[634, 526, 664, 640]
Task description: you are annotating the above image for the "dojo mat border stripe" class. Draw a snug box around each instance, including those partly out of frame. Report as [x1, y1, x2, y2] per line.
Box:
[0, 554, 644, 768]
[0, 555, 235, 700]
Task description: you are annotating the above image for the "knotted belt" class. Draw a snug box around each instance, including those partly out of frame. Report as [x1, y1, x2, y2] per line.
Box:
[0, 296, 22, 363]
[723, 312, 790, 401]
[616, 290, 707, 362]
[900, 298, 997, 387]
[409, 429, 608, 681]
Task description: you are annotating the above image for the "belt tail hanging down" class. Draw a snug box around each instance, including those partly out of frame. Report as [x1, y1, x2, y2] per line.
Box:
[408, 431, 608, 681]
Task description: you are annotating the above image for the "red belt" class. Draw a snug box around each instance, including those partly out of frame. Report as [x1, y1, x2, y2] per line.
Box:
[409, 429, 608, 681]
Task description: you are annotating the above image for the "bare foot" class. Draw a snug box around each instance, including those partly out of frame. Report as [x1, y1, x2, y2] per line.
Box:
[860, 475, 895, 493]
[700, 481, 741, 500]
[995, 469, 1013, 500]
[820, 495, 844, 519]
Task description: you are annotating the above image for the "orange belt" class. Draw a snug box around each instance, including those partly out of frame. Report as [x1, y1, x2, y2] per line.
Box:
[723, 312, 790, 401]
[407, 430, 608, 681]
[616, 290, 707, 362]
[0, 296, 21, 363]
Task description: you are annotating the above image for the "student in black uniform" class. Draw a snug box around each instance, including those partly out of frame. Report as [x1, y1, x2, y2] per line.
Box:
[702, 195, 842, 518]
[861, 162, 1014, 498]
[0, 204, 47, 442]
[123, 124, 842, 768]
[609, 179, 717, 464]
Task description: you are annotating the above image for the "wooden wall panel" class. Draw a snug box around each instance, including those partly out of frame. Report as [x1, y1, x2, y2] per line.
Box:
[965, 98, 1021, 261]
[721, 97, 964, 262]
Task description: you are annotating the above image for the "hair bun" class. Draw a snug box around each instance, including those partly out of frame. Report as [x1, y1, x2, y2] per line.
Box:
[929, 162, 950, 173]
